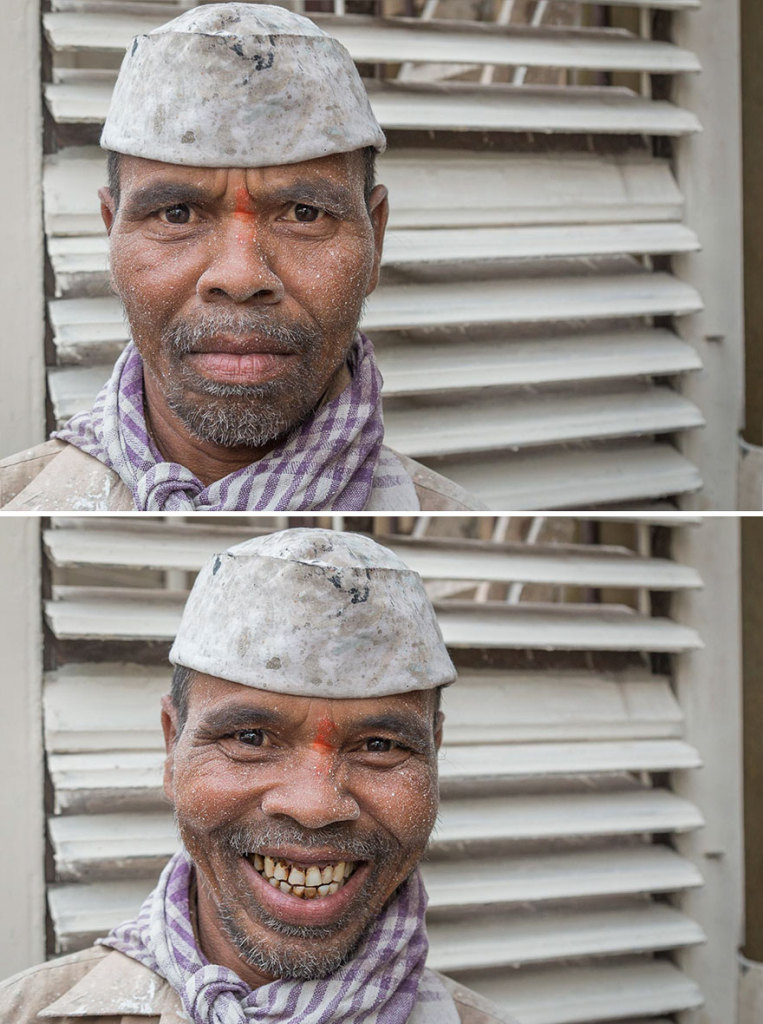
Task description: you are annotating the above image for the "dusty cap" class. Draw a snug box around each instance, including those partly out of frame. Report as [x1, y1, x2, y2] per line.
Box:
[169, 528, 455, 697]
[101, 3, 386, 167]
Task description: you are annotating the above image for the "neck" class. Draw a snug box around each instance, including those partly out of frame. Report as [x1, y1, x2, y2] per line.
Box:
[142, 364, 351, 487]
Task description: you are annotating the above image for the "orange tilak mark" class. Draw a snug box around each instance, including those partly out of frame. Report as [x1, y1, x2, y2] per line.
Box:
[311, 716, 338, 754]
[233, 185, 256, 220]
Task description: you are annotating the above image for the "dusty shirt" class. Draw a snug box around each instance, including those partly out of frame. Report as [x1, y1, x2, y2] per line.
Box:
[0, 440, 485, 512]
[0, 946, 516, 1024]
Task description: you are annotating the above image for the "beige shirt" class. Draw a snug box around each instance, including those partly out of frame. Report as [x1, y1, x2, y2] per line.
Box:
[0, 946, 515, 1024]
[0, 440, 485, 512]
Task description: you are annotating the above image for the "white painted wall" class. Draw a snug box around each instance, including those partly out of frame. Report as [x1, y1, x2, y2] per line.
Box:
[0, 518, 45, 978]
[0, 1, 46, 456]
[673, 518, 745, 1024]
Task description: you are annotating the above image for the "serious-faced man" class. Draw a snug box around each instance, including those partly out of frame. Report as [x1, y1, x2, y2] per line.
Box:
[0, 5, 482, 513]
[0, 529, 511, 1024]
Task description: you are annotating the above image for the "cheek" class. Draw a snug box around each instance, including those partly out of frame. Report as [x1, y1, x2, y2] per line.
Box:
[172, 759, 258, 834]
[110, 237, 201, 318]
[284, 237, 375, 320]
[365, 763, 439, 853]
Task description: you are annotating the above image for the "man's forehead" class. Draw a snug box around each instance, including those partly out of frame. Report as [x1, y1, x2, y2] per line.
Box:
[184, 673, 435, 722]
[116, 150, 366, 193]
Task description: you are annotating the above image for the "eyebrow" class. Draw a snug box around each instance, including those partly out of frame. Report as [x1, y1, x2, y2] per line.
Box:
[194, 703, 286, 735]
[267, 180, 358, 218]
[122, 182, 211, 218]
[350, 713, 433, 751]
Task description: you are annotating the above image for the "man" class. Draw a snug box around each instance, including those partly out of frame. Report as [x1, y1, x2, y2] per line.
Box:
[0, 4, 482, 512]
[0, 528, 512, 1023]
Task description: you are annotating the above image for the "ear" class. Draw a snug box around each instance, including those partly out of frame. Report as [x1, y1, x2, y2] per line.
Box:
[365, 184, 389, 296]
[161, 694, 179, 803]
[434, 711, 444, 752]
[98, 186, 116, 235]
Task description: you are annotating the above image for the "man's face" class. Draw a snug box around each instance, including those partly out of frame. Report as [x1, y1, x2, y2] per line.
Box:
[100, 151, 388, 450]
[161, 674, 442, 985]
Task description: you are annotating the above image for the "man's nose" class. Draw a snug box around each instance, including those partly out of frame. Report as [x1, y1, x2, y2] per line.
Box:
[259, 752, 361, 829]
[197, 222, 285, 304]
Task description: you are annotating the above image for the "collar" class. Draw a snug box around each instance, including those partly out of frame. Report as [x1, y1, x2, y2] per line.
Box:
[39, 949, 187, 1022]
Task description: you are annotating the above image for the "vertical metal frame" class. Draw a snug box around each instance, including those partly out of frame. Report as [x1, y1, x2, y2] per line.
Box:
[0, 518, 46, 975]
[672, 3, 745, 510]
[0, 0, 46, 453]
[672, 518, 745, 1024]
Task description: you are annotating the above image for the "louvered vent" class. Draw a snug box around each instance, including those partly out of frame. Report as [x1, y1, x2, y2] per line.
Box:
[42, 0, 705, 509]
[43, 514, 707, 1023]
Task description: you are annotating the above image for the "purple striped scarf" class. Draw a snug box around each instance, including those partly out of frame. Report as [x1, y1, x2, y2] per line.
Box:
[99, 850, 458, 1024]
[52, 334, 416, 511]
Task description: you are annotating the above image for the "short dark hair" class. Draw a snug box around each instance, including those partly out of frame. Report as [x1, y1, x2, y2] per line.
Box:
[105, 146, 377, 211]
[169, 664, 443, 737]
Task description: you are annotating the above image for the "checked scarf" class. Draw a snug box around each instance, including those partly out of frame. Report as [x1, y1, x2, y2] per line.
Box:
[99, 849, 459, 1024]
[52, 334, 417, 511]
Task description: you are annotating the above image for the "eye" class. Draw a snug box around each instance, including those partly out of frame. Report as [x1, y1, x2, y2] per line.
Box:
[235, 729, 267, 747]
[365, 737, 394, 753]
[291, 203, 323, 223]
[160, 203, 192, 225]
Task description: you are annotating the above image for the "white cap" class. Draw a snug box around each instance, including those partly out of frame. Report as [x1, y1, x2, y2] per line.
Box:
[100, 3, 386, 167]
[169, 529, 456, 698]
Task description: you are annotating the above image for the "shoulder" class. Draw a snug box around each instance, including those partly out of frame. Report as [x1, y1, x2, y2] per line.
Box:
[0, 440, 133, 511]
[0, 439, 66, 505]
[435, 972, 519, 1024]
[388, 451, 489, 511]
[0, 946, 110, 1022]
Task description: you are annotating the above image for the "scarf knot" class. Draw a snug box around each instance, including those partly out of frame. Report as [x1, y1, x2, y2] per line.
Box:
[53, 335, 417, 511]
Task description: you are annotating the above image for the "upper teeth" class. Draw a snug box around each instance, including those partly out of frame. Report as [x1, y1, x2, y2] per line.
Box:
[250, 853, 355, 899]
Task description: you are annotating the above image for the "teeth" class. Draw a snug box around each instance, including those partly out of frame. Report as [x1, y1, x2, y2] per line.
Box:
[250, 853, 357, 901]
[305, 866, 322, 887]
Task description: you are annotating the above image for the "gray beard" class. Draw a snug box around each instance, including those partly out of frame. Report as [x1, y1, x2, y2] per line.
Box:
[156, 310, 342, 449]
[199, 820, 401, 981]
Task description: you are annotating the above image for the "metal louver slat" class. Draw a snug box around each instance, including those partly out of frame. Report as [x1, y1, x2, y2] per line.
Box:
[427, 903, 705, 972]
[383, 386, 704, 458]
[43, 12, 701, 75]
[43, 586, 703, 652]
[377, 331, 702, 395]
[43, 522, 703, 589]
[434, 442, 703, 510]
[451, 960, 703, 1023]
[44, 75, 701, 136]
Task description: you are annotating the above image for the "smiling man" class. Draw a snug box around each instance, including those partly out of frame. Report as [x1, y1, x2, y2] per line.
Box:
[0, 529, 512, 1024]
[0, 4, 482, 512]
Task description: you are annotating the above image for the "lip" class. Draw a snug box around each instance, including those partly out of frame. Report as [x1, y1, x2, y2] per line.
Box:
[242, 854, 370, 927]
[184, 350, 295, 385]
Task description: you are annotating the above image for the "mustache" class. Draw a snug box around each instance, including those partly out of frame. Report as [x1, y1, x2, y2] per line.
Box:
[219, 820, 397, 863]
[161, 309, 319, 354]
